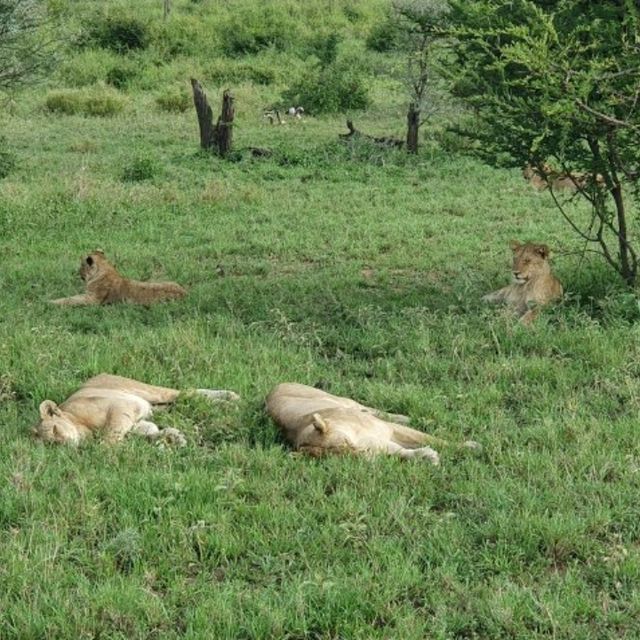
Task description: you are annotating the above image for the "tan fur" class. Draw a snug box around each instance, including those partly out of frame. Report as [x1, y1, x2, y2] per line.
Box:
[33, 374, 239, 446]
[50, 251, 187, 306]
[523, 163, 604, 192]
[266, 383, 480, 465]
[482, 240, 563, 325]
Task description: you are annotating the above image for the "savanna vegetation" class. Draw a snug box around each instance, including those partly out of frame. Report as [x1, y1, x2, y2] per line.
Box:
[1, 1, 640, 638]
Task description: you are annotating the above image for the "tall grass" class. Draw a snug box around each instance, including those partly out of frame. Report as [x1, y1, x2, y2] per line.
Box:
[1, 1, 639, 638]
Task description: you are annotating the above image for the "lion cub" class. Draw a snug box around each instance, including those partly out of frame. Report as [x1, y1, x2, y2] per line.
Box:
[482, 241, 563, 325]
[50, 250, 186, 306]
[266, 383, 480, 465]
[34, 374, 239, 446]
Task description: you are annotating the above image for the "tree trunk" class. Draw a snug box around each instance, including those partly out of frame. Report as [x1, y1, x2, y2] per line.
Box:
[190, 79, 234, 157]
[406, 103, 420, 154]
[611, 182, 636, 285]
[163, 0, 171, 20]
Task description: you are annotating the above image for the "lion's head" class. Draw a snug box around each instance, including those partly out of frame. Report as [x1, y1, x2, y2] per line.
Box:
[33, 400, 82, 445]
[79, 250, 107, 281]
[296, 413, 357, 456]
[510, 241, 551, 283]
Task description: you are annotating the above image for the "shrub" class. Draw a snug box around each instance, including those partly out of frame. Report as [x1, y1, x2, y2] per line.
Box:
[84, 12, 150, 53]
[105, 59, 138, 89]
[0, 138, 16, 179]
[155, 86, 191, 112]
[366, 17, 402, 52]
[121, 156, 160, 182]
[306, 32, 341, 67]
[45, 87, 126, 117]
[217, 7, 299, 55]
[283, 53, 370, 114]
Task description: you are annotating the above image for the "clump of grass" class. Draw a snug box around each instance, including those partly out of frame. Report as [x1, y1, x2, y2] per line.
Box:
[0, 137, 17, 179]
[121, 155, 161, 182]
[155, 86, 191, 112]
[105, 59, 139, 89]
[45, 86, 127, 116]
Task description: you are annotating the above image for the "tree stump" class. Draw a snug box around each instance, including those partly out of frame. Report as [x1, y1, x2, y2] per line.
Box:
[190, 79, 235, 157]
[406, 103, 420, 154]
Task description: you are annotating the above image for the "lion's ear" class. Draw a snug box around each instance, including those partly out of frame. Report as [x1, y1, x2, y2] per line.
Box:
[535, 244, 550, 259]
[312, 413, 328, 434]
[509, 240, 521, 252]
[39, 400, 60, 419]
[85, 256, 94, 266]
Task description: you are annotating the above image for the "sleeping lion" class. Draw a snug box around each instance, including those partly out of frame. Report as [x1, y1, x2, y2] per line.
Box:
[50, 250, 186, 306]
[266, 383, 480, 465]
[34, 374, 239, 445]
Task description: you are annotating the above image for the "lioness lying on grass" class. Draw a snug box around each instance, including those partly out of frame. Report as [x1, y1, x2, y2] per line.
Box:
[482, 240, 563, 325]
[34, 374, 239, 446]
[50, 250, 186, 306]
[266, 383, 480, 465]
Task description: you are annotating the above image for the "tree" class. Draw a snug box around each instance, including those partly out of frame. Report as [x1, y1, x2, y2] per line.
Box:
[393, 0, 450, 153]
[0, 0, 58, 92]
[449, 0, 640, 285]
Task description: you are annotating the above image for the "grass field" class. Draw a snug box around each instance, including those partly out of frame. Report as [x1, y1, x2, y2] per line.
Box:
[2, 1, 640, 638]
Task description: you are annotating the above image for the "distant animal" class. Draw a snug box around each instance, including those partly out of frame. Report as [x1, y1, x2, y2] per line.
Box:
[266, 383, 481, 465]
[33, 373, 239, 446]
[482, 240, 563, 325]
[523, 163, 603, 192]
[287, 106, 304, 119]
[50, 250, 187, 306]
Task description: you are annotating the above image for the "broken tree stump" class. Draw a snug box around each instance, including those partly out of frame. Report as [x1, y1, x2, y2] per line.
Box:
[338, 120, 404, 149]
[190, 79, 235, 157]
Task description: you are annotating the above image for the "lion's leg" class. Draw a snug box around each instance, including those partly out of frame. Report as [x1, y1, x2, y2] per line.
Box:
[482, 286, 510, 304]
[387, 441, 440, 465]
[102, 412, 137, 444]
[131, 420, 186, 446]
[519, 307, 540, 325]
[49, 294, 98, 306]
[186, 389, 241, 402]
[372, 410, 410, 425]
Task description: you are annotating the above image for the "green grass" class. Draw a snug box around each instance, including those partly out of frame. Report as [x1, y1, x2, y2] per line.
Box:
[2, 1, 640, 638]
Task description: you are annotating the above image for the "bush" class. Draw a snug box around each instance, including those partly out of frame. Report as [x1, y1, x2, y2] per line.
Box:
[45, 87, 127, 117]
[84, 11, 150, 53]
[0, 138, 16, 179]
[306, 32, 341, 67]
[105, 59, 138, 89]
[155, 86, 191, 112]
[121, 156, 160, 182]
[283, 53, 370, 114]
[217, 7, 299, 55]
[366, 17, 402, 52]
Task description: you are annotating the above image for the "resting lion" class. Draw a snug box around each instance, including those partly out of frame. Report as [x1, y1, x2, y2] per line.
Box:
[482, 240, 563, 325]
[266, 383, 480, 465]
[33, 374, 239, 446]
[523, 163, 603, 192]
[50, 250, 186, 306]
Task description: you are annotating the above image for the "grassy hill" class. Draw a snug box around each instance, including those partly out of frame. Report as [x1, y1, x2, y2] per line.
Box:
[1, 1, 640, 638]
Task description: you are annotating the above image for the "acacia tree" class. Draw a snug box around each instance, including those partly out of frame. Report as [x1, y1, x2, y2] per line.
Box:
[449, 0, 640, 285]
[0, 0, 58, 92]
[392, 0, 450, 153]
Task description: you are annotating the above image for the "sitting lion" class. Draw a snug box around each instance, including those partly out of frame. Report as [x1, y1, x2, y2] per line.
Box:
[482, 240, 563, 325]
[266, 383, 480, 465]
[33, 374, 239, 445]
[50, 250, 187, 306]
